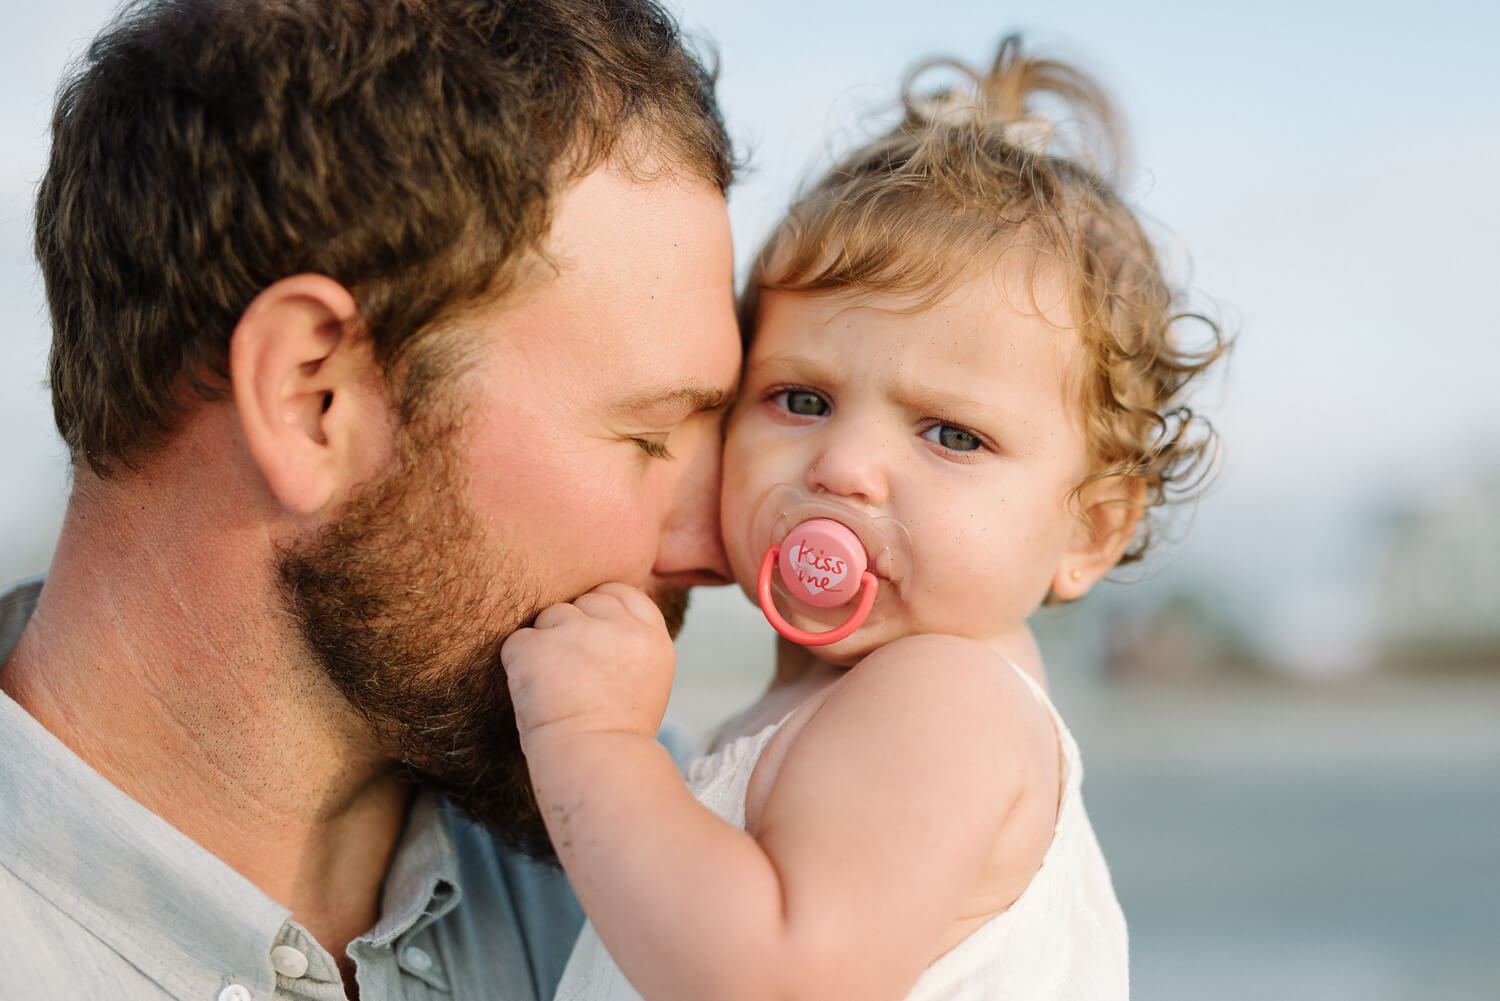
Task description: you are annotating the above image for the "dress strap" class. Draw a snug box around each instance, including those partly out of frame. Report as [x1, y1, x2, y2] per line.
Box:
[1001, 657, 1084, 796]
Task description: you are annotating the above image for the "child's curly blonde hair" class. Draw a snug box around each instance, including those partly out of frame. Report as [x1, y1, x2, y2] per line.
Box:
[740, 35, 1230, 573]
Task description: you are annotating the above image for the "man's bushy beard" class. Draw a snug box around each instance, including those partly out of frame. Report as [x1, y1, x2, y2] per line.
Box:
[277, 407, 692, 863]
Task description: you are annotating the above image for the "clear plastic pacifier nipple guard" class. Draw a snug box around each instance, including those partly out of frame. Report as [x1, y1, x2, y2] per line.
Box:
[757, 518, 879, 646]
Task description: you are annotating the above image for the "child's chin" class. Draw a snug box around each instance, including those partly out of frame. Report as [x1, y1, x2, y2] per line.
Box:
[791, 615, 892, 666]
[806, 642, 870, 668]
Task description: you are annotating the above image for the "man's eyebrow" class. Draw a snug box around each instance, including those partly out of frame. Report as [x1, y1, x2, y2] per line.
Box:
[611, 386, 734, 417]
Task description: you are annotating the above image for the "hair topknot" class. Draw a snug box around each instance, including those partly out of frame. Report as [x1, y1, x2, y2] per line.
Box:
[901, 35, 1127, 179]
[742, 33, 1231, 579]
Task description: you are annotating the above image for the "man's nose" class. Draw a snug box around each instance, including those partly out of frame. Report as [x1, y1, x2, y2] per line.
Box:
[653, 426, 733, 586]
[804, 418, 890, 508]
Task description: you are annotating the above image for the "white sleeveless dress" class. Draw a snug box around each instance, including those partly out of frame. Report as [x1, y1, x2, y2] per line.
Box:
[552, 662, 1128, 1000]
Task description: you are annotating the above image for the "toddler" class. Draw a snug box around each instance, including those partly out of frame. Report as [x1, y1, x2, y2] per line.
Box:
[503, 35, 1227, 1001]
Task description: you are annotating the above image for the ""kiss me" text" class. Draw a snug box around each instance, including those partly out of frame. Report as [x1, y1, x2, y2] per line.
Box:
[789, 540, 848, 595]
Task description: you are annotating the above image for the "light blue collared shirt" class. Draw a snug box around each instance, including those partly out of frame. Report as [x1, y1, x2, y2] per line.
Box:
[0, 578, 582, 1001]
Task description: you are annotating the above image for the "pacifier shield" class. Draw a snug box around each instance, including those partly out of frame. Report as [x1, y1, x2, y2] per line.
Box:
[776, 518, 868, 608]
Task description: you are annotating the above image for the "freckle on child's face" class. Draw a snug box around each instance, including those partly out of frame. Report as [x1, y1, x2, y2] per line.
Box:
[721, 268, 1093, 652]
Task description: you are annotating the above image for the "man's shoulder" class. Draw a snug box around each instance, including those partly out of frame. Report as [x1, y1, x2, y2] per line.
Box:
[0, 862, 166, 1000]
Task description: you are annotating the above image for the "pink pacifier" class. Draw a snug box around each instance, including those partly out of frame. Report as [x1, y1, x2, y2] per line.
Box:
[757, 518, 879, 646]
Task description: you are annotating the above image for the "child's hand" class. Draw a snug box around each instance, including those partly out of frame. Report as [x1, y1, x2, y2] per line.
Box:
[501, 582, 676, 748]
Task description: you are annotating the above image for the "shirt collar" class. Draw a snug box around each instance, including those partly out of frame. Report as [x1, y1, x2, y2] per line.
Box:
[371, 784, 462, 946]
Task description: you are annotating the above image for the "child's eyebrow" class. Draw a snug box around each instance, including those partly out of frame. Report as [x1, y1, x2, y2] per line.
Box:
[893, 383, 1019, 425]
[755, 352, 1021, 424]
[746, 351, 826, 382]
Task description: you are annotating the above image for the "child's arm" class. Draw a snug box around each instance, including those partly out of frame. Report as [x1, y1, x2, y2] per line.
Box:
[502, 583, 1053, 1001]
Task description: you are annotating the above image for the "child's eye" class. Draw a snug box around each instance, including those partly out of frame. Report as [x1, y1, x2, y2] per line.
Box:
[922, 423, 983, 452]
[772, 389, 830, 417]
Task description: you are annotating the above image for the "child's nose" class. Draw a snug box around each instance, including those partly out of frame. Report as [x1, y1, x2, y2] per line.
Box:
[803, 423, 890, 507]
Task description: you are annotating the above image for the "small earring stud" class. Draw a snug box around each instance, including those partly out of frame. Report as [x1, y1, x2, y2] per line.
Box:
[1069, 570, 1082, 581]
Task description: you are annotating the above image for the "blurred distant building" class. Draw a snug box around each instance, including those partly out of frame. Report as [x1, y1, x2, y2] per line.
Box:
[1101, 590, 1263, 681]
[1374, 474, 1500, 671]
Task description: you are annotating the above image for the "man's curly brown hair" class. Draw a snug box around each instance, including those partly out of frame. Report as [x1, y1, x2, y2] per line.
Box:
[38, 0, 733, 477]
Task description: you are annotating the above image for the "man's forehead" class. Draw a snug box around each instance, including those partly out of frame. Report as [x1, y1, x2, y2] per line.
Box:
[468, 162, 740, 425]
[546, 162, 727, 258]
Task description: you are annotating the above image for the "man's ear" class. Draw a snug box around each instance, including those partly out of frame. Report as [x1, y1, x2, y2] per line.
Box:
[1050, 474, 1147, 602]
[230, 274, 386, 515]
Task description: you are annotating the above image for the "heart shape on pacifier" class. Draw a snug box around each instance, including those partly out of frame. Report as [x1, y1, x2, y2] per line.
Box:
[777, 519, 867, 608]
[757, 518, 880, 646]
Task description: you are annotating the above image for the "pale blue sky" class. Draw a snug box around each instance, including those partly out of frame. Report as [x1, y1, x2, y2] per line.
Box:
[3, 1, 1497, 668]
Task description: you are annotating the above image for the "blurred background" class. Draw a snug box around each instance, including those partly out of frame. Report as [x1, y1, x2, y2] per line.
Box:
[2, 1, 1496, 997]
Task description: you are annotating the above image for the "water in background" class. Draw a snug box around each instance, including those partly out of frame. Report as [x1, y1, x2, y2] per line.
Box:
[668, 586, 1500, 1001]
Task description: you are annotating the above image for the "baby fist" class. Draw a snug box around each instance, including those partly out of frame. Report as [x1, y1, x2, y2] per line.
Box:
[501, 582, 677, 746]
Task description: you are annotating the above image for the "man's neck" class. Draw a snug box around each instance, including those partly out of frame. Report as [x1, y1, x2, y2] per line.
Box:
[0, 475, 411, 963]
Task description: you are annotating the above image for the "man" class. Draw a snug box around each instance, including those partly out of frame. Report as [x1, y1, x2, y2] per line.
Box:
[0, 1, 741, 999]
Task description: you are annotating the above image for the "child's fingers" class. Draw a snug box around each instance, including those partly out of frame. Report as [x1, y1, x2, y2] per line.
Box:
[567, 583, 667, 629]
[523, 583, 666, 631]
[589, 582, 668, 628]
[571, 589, 632, 621]
[532, 601, 583, 630]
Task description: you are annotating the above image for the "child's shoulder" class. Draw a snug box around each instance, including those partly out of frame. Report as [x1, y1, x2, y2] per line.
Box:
[856, 632, 1027, 672]
[824, 633, 1060, 767]
[848, 633, 1051, 718]
[749, 632, 1062, 883]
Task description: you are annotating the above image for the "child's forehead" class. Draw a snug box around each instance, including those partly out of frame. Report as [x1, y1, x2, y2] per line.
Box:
[748, 276, 1087, 405]
[762, 237, 1069, 310]
[752, 258, 1077, 350]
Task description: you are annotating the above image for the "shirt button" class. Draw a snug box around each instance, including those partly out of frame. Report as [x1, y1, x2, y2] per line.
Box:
[402, 946, 434, 973]
[270, 945, 310, 979]
[218, 986, 252, 1001]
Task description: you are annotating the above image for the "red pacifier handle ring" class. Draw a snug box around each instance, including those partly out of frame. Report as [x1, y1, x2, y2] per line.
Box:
[757, 544, 879, 646]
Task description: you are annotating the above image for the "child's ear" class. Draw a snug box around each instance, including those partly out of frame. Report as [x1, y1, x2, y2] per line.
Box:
[1050, 474, 1146, 602]
[230, 274, 390, 515]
